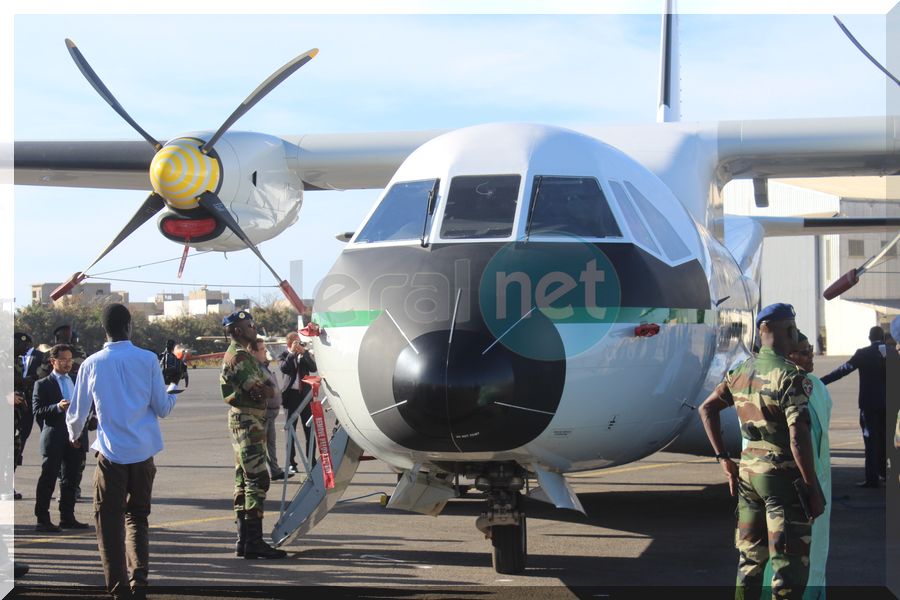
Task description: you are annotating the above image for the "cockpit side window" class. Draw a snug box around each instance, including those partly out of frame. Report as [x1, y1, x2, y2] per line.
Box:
[440, 175, 520, 239]
[608, 180, 660, 255]
[354, 179, 438, 244]
[624, 182, 691, 261]
[527, 176, 622, 239]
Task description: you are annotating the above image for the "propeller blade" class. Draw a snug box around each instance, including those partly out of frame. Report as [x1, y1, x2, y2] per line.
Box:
[50, 192, 166, 301]
[201, 48, 319, 153]
[83, 192, 166, 273]
[196, 191, 307, 313]
[823, 231, 900, 300]
[833, 17, 900, 87]
[65, 39, 162, 150]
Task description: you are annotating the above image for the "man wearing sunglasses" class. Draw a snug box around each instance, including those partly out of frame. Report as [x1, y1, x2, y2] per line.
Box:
[31, 343, 90, 532]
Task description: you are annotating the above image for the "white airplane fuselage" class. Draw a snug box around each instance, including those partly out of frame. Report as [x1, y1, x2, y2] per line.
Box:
[309, 123, 754, 475]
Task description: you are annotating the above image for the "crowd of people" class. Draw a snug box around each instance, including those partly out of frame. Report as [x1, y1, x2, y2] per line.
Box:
[12, 305, 319, 596]
[700, 303, 898, 599]
[11, 302, 898, 598]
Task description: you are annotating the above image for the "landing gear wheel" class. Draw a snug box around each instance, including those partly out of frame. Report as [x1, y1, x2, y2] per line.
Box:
[490, 515, 526, 574]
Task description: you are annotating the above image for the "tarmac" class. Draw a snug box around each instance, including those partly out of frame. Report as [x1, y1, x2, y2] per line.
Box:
[6, 356, 895, 598]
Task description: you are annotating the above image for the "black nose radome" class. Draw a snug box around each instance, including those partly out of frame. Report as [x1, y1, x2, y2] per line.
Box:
[358, 311, 565, 453]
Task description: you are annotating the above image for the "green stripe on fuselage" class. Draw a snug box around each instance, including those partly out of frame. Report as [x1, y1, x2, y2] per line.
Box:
[313, 307, 715, 328]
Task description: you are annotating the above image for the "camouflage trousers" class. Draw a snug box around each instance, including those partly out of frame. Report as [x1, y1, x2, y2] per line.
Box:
[228, 408, 270, 518]
[735, 470, 811, 600]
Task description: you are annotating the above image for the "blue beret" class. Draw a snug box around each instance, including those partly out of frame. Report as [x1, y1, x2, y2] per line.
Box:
[891, 316, 900, 343]
[222, 310, 253, 327]
[756, 303, 796, 328]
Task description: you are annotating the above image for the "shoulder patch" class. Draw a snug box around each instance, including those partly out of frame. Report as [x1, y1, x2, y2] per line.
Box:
[801, 376, 813, 397]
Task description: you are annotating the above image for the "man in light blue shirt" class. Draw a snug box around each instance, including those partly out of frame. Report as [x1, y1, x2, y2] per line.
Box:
[67, 304, 177, 600]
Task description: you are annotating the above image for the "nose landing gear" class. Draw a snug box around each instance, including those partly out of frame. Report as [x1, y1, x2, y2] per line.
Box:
[472, 464, 528, 574]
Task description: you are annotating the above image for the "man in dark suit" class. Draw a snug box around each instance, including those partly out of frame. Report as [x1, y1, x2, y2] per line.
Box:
[14, 332, 44, 488]
[32, 344, 90, 531]
[821, 325, 888, 488]
[279, 332, 317, 473]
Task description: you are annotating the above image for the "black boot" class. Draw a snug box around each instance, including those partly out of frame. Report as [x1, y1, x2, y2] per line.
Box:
[235, 512, 246, 557]
[243, 516, 287, 559]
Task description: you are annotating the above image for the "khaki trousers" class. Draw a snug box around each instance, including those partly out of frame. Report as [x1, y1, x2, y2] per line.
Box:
[94, 453, 156, 597]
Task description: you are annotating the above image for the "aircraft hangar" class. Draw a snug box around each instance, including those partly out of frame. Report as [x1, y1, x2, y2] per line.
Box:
[723, 176, 899, 355]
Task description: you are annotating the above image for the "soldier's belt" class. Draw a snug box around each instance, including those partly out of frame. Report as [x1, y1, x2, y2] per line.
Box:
[229, 406, 267, 418]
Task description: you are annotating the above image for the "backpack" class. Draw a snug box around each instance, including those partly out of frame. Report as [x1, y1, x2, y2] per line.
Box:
[160, 351, 181, 383]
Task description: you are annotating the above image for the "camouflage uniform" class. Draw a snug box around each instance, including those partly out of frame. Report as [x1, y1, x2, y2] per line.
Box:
[723, 346, 813, 600]
[220, 341, 272, 518]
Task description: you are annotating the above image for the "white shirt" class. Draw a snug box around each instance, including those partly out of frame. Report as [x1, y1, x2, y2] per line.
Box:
[67, 340, 177, 464]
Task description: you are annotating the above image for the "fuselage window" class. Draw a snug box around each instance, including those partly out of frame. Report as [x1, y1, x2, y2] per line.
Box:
[624, 181, 690, 261]
[354, 179, 439, 244]
[440, 175, 521, 239]
[527, 176, 622, 239]
[608, 180, 660, 255]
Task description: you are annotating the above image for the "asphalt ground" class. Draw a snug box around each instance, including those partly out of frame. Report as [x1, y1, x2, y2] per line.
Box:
[6, 356, 896, 598]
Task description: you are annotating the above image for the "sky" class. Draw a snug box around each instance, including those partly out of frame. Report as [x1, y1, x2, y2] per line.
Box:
[7, 4, 895, 310]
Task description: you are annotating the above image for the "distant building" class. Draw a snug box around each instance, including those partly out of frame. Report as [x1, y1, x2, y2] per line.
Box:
[149, 287, 236, 321]
[31, 281, 126, 306]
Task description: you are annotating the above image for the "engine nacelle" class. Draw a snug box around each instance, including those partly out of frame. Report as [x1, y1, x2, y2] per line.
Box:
[155, 131, 304, 252]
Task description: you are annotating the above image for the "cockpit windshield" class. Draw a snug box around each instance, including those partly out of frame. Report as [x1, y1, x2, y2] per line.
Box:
[527, 176, 622, 239]
[354, 179, 438, 244]
[440, 175, 520, 239]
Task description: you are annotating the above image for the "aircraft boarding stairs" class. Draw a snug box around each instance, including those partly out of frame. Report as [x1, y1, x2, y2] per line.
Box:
[271, 389, 365, 548]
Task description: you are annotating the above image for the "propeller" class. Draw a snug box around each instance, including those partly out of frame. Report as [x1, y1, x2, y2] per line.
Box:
[52, 39, 318, 314]
[823, 231, 900, 300]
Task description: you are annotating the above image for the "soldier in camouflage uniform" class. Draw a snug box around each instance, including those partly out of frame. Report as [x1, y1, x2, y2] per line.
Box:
[700, 303, 825, 600]
[219, 310, 286, 560]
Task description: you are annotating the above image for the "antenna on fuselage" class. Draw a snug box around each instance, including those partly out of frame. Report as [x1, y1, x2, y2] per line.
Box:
[656, 0, 680, 123]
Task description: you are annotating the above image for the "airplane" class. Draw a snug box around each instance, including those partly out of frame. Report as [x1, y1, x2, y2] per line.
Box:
[13, 7, 900, 574]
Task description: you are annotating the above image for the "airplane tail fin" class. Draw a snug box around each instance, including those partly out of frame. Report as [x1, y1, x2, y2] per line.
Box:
[656, 0, 680, 123]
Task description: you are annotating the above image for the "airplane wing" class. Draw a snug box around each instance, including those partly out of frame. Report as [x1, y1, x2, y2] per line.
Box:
[14, 116, 899, 196]
[13, 131, 444, 192]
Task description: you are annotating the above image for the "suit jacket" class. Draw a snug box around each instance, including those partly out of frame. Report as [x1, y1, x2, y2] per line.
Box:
[279, 350, 318, 397]
[32, 374, 88, 446]
[821, 341, 887, 413]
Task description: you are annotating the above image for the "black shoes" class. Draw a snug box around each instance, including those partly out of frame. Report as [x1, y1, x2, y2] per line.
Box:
[59, 518, 90, 529]
[271, 471, 294, 481]
[288, 464, 300, 475]
[13, 490, 22, 500]
[35, 520, 61, 533]
[856, 480, 880, 488]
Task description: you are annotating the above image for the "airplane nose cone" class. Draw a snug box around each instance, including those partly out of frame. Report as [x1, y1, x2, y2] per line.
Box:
[149, 138, 220, 210]
[359, 311, 566, 453]
[393, 330, 515, 441]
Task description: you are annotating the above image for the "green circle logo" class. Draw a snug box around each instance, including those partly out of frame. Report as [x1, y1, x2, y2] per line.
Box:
[478, 237, 622, 360]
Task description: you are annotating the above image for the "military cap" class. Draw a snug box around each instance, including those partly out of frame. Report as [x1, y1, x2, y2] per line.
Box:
[222, 310, 253, 327]
[15, 332, 32, 344]
[755, 303, 796, 328]
[53, 324, 71, 336]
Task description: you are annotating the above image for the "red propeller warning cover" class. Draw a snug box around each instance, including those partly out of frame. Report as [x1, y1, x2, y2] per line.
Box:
[823, 269, 859, 300]
[50, 272, 87, 301]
